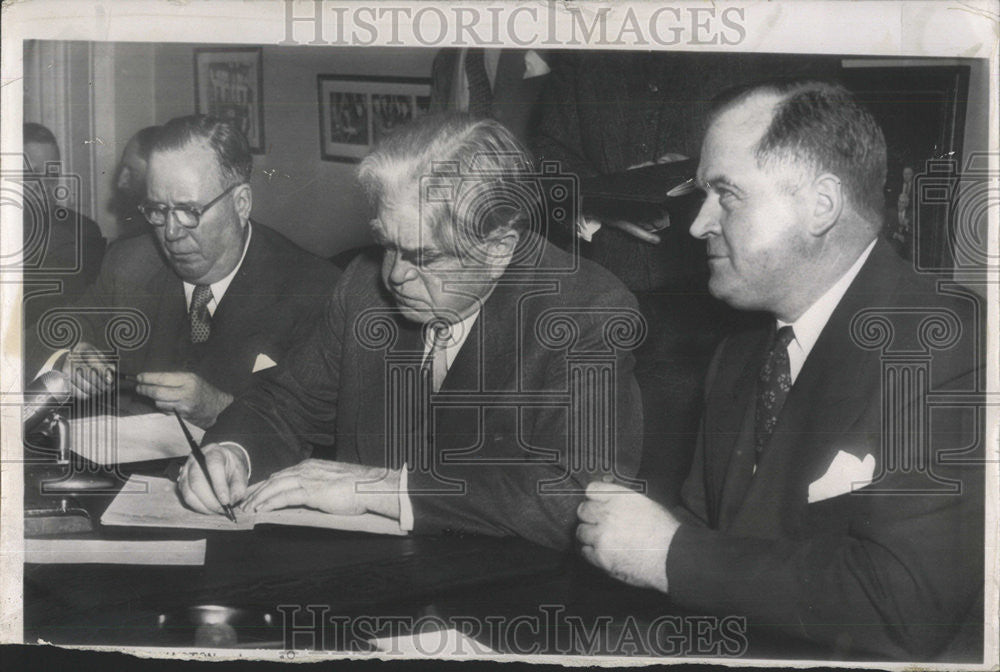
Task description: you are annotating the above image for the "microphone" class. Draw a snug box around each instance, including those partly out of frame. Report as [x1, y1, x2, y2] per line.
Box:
[22, 371, 71, 435]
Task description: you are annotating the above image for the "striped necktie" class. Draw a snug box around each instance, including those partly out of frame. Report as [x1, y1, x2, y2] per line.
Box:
[464, 48, 493, 117]
[422, 323, 452, 393]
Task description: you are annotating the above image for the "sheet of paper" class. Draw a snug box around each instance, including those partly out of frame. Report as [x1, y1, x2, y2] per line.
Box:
[24, 538, 206, 565]
[101, 475, 405, 536]
[368, 628, 498, 657]
[69, 413, 205, 465]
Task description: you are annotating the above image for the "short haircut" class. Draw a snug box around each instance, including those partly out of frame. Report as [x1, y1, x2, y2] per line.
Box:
[709, 80, 887, 223]
[23, 123, 59, 151]
[150, 115, 252, 186]
[129, 125, 161, 161]
[357, 113, 535, 256]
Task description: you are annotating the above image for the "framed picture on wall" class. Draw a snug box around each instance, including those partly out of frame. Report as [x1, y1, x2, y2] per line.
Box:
[317, 75, 432, 162]
[194, 47, 265, 153]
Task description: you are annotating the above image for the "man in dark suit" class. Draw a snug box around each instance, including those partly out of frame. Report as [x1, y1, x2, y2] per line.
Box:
[577, 81, 984, 660]
[180, 114, 643, 550]
[37, 115, 339, 428]
[533, 53, 845, 505]
[22, 123, 107, 331]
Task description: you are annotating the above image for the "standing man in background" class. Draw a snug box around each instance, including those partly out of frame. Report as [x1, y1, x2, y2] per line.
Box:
[430, 48, 549, 144]
[110, 125, 160, 239]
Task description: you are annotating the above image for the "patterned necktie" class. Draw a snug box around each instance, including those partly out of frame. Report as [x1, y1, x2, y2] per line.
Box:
[422, 323, 452, 393]
[189, 284, 213, 344]
[754, 325, 796, 458]
[464, 48, 493, 117]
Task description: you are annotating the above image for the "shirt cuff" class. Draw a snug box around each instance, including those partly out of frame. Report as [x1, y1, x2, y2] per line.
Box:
[577, 216, 602, 242]
[523, 50, 550, 79]
[37, 349, 69, 379]
[216, 441, 251, 482]
[398, 464, 414, 531]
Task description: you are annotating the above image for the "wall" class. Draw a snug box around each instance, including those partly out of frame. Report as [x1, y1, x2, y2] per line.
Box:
[24, 44, 990, 275]
[152, 44, 436, 258]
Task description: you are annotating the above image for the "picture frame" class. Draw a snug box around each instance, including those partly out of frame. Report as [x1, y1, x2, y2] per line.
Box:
[194, 47, 265, 153]
[317, 75, 432, 162]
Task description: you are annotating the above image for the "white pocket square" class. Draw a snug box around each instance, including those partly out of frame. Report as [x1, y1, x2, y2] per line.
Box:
[807, 450, 876, 504]
[252, 353, 278, 373]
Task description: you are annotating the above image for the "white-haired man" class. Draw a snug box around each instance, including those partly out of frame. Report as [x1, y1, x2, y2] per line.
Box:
[181, 114, 644, 550]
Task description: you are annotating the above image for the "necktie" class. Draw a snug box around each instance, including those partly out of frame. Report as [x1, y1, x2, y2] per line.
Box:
[464, 48, 493, 118]
[422, 323, 452, 393]
[754, 325, 796, 459]
[189, 284, 213, 344]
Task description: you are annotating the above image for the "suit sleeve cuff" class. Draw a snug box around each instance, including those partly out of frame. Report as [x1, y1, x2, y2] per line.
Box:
[398, 464, 414, 531]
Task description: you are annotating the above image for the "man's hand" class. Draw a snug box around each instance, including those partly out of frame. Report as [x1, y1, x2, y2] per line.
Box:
[583, 152, 687, 244]
[576, 481, 680, 593]
[177, 443, 249, 515]
[60, 342, 115, 398]
[239, 460, 401, 520]
[135, 372, 233, 428]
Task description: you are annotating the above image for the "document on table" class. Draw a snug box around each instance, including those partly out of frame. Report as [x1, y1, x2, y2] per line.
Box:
[69, 413, 205, 465]
[101, 475, 405, 536]
[24, 538, 206, 565]
[368, 628, 498, 656]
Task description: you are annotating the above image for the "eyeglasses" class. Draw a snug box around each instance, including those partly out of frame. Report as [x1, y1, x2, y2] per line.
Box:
[139, 182, 242, 229]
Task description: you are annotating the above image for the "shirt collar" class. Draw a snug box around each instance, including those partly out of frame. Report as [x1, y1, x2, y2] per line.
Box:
[183, 221, 253, 312]
[424, 309, 481, 368]
[778, 237, 876, 360]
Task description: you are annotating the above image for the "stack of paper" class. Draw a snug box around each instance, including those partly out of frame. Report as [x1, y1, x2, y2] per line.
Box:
[24, 538, 206, 565]
[101, 475, 405, 536]
[69, 413, 205, 465]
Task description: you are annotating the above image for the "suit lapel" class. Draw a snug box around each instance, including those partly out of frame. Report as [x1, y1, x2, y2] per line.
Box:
[730, 240, 904, 534]
[710, 326, 770, 528]
[210, 224, 276, 338]
[138, 265, 186, 373]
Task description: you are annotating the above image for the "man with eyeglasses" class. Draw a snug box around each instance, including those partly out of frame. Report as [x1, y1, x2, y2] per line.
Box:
[36, 115, 339, 428]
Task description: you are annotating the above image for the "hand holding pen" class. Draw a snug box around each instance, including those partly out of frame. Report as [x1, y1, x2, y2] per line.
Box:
[173, 410, 245, 522]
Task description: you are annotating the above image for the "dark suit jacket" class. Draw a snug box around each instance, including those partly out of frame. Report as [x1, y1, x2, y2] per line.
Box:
[28, 223, 339, 411]
[206, 235, 644, 550]
[530, 52, 843, 505]
[23, 207, 106, 331]
[668, 240, 984, 660]
[430, 48, 547, 144]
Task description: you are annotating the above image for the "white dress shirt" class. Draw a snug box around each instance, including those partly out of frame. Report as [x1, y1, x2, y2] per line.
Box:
[397, 309, 481, 531]
[182, 223, 252, 315]
[39, 223, 254, 377]
[451, 48, 550, 112]
[778, 238, 877, 384]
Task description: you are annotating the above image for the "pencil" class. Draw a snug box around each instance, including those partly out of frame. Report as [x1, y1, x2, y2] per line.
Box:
[173, 409, 238, 523]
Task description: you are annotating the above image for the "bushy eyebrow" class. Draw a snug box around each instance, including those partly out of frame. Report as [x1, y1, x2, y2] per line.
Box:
[697, 174, 743, 194]
[372, 228, 445, 261]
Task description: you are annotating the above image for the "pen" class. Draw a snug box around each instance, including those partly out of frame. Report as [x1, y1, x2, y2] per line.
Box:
[173, 409, 238, 523]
